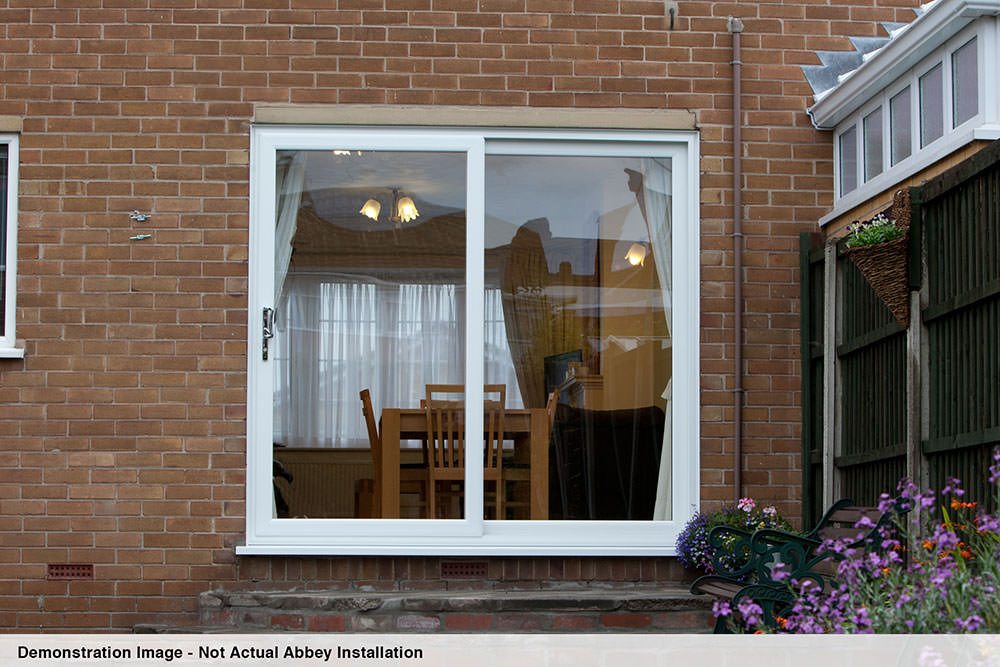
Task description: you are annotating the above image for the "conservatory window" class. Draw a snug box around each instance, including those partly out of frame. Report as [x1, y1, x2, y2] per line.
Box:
[889, 88, 911, 166]
[920, 64, 944, 148]
[839, 126, 858, 196]
[863, 107, 883, 182]
[951, 37, 978, 128]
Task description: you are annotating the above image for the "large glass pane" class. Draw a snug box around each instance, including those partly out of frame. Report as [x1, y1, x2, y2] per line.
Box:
[485, 154, 673, 521]
[839, 126, 857, 196]
[863, 107, 883, 182]
[920, 63, 944, 147]
[890, 87, 911, 165]
[271, 149, 466, 519]
[952, 37, 978, 127]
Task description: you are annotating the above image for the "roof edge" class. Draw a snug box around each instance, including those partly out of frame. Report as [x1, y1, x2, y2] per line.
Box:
[807, 0, 1000, 130]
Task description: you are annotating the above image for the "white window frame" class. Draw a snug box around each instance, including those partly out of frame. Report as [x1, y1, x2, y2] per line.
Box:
[0, 134, 21, 359]
[826, 19, 996, 223]
[241, 125, 700, 556]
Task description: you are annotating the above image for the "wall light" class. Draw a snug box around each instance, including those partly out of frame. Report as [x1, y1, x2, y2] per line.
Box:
[625, 242, 647, 266]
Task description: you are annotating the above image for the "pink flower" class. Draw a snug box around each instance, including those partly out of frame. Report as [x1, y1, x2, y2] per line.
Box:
[737, 497, 756, 512]
[763, 505, 777, 517]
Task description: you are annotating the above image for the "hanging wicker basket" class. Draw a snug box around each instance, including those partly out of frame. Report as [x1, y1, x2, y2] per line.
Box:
[843, 189, 911, 329]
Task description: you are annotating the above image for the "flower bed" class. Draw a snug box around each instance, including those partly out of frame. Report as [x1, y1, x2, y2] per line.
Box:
[717, 447, 1000, 633]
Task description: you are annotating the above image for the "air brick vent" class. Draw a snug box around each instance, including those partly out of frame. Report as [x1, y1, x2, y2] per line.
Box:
[47, 563, 94, 580]
[441, 561, 488, 579]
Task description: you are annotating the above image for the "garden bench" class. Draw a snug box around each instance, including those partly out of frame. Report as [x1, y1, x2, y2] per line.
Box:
[690, 497, 910, 632]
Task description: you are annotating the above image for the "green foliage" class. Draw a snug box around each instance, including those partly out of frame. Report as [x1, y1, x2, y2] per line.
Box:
[845, 213, 905, 248]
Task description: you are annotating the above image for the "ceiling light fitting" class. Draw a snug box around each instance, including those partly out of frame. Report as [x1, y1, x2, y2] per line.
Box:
[360, 189, 420, 224]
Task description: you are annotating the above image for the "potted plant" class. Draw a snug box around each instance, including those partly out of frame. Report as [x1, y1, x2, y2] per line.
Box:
[842, 189, 911, 328]
[676, 498, 794, 576]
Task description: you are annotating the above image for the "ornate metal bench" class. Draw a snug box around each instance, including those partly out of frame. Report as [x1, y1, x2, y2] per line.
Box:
[690, 498, 910, 632]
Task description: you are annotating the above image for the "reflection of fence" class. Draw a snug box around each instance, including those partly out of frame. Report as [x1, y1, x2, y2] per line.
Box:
[800, 141, 1000, 522]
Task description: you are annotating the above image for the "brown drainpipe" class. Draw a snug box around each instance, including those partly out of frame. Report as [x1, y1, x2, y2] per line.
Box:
[728, 16, 745, 502]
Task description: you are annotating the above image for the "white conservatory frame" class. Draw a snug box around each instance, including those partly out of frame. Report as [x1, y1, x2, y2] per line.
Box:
[810, 1, 1000, 225]
[240, 124, 700, 556]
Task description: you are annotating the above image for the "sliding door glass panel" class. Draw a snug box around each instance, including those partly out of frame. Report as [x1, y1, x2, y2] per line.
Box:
[863, 107, 883, 182]
[271, 149, 466, 519]
[839, 126, 857, 196]
[890, 88, 911, 166]
[920, 64, 944, 147]
[485, 154, 673, 521]
[952, 38, 978, 128]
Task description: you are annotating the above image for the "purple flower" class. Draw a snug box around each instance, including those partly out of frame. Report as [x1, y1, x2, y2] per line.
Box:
[712, 600, 732, 618]
[737, 597, 764, 627]
[954, 615, 984, 632]
[942, 477, 965, 497]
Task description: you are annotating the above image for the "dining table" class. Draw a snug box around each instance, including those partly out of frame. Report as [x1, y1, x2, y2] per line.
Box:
[379, 407, 549, 520]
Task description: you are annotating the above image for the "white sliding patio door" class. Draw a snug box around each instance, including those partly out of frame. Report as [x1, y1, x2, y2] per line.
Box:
[244, 125, 699, 556]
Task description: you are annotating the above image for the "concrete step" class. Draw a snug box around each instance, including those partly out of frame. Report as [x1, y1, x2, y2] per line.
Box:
[135, 586, 713, 634]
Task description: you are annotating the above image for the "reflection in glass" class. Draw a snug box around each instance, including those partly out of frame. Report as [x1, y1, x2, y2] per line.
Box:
[952, 38, 978, 128]
[920, 63, 944, 147]
[271, 150, 468, 519]
[890, 88, 911, 166]
[839, 126, 858, 196]
[485, 155, 673, 521]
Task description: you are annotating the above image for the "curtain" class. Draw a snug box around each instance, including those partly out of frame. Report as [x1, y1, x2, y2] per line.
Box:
[274, 152, 306, 306]
[638, 158, 674, 521]
[273, 272, 522, 448]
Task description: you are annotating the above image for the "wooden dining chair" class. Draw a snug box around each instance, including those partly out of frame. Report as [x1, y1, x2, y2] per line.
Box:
[356, 389, 427, 518]
[501, 389, 560, 519]
[423, 384, 506, 519]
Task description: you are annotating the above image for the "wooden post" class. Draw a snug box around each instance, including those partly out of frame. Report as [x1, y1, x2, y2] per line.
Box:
[822, 241, 838, 507]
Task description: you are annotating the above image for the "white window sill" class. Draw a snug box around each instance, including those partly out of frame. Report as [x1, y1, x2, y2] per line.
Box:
[0, 347, 24, 359]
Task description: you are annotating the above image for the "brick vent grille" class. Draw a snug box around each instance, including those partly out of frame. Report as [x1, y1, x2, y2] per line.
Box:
[47, 564, 94, 580]
[440, 561, 488, 579]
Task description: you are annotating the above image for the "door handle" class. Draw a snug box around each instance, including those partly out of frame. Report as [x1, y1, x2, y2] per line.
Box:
[262, 307, 275, 360]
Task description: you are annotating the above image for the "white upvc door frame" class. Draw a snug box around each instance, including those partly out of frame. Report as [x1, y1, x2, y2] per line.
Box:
[242, 125, 700, 556]
[0, 134, 21, 357]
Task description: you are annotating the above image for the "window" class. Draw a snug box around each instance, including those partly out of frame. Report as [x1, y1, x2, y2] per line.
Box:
[920, 63, 944, 147]
[246, 125, 699, 554]
[890, 87, 911, 166]
[952, 37, 978, 128]
[839, 126, 858, 196]
[863, 107, 883, 182]
[0, 135, 20, 358]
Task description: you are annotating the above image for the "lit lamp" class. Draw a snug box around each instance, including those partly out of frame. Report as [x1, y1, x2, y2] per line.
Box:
[389, 189, 419, 223]
[625, 242, 647, 267]
[359, 199, 381, 221]
[396, 196, 419, 223]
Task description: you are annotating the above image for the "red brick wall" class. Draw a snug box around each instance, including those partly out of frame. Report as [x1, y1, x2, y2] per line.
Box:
[0, 0, 920, 630]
